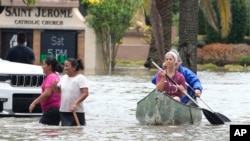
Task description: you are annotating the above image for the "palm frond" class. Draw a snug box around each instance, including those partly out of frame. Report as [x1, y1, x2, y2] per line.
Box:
[218, 0, 231, 38]
[200, 0, 218, 32]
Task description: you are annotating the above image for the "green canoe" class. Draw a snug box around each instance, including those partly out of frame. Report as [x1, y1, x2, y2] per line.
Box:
[136, 89, 202, 125]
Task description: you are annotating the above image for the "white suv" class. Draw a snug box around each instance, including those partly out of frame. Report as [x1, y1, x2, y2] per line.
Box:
[0, 58, 44, 116]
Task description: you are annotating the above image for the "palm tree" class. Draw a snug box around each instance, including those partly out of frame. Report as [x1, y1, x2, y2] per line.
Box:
[200, 0, 231, 38]
[178, 0, 199, 73]
[144, 0, 172, 67]
[155, 0, 172, 54]
[178, 0, 231, 73]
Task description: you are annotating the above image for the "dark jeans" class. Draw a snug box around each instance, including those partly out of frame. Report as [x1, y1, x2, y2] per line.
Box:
[39, 107, 60, 125]
[60, 112, 86, 126]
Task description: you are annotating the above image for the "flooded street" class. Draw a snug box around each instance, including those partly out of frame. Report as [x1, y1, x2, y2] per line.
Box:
[0, 68, 249, 141]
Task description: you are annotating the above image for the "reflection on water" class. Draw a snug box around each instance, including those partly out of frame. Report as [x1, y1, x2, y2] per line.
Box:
[0, 68, 249, 141]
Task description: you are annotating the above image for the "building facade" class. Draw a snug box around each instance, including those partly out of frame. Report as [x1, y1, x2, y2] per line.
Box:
[0, 0, 86, 65]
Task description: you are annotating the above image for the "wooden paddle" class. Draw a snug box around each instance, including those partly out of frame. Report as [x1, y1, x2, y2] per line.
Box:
[73, 111, 81, 126]
[151, 59, 225, 125]
[185, 82, 231, 122]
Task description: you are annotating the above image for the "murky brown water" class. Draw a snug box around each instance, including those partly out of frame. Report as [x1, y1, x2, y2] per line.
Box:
[0, 67, 249, 141]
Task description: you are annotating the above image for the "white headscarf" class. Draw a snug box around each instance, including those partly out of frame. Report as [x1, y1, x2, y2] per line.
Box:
[170, 48, 182, 64]
[165, 51, 178, 63]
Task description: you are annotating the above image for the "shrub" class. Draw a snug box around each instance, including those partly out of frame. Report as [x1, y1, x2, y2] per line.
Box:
[197, 43, 231, 66]
[197, 43, 250, 66]
[203, 63, 217, 70]
[197, 35, 207, 48]
[206, 0, 247, 44]
[239, 56, 250, 66]
[224, 64, 245, 72]
[243, 36, 250, 45]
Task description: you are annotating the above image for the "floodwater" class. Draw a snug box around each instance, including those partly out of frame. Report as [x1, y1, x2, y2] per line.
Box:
[0, 67, 249, 141]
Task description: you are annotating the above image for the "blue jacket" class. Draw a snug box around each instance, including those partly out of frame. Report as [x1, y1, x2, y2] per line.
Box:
[151, 65, 203, 104]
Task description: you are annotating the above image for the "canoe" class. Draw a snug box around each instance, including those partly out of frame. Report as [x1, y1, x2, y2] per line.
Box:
[136, 89, 202, 125]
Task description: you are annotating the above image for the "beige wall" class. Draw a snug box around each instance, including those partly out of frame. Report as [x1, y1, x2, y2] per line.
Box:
[77, 31, 85, 61]
[84, 25, 105, 74]
[33, 30, 41, 65]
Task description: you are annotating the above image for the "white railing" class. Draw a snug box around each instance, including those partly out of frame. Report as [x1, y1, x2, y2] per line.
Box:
[1, 0, 80, 8]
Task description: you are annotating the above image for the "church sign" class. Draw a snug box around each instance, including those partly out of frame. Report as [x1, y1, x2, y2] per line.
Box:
[40, 30, 77, 64]
[0, 7, 85, 30]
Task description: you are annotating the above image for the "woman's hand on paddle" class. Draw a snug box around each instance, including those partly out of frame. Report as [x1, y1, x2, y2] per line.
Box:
[194, 89, 201, 97]
[177, 85, 187, 96]
[70, 103, 77, 112]
[159, 70, 167, 77]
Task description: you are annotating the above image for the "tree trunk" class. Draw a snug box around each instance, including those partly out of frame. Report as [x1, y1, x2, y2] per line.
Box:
[155, 0, 172, 53]
[178, 0, 198, 73]
[149, 0, 164, 65]
[145, 0, 172, 67]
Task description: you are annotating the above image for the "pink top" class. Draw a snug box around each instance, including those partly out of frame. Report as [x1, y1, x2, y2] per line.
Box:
[156, 71, 186, 98]
[40, 73, 61, 112]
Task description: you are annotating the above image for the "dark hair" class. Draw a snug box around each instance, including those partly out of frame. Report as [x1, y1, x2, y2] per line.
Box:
[44, 56, 63, 73]
[17, 31, 27, 44]
[66, 58, 84, 71]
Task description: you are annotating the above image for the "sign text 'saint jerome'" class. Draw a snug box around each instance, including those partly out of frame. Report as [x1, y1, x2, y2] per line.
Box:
[5, 7, 73, 18]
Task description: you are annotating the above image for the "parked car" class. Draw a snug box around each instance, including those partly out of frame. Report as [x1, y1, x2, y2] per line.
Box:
[0, 58, 44, 116]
